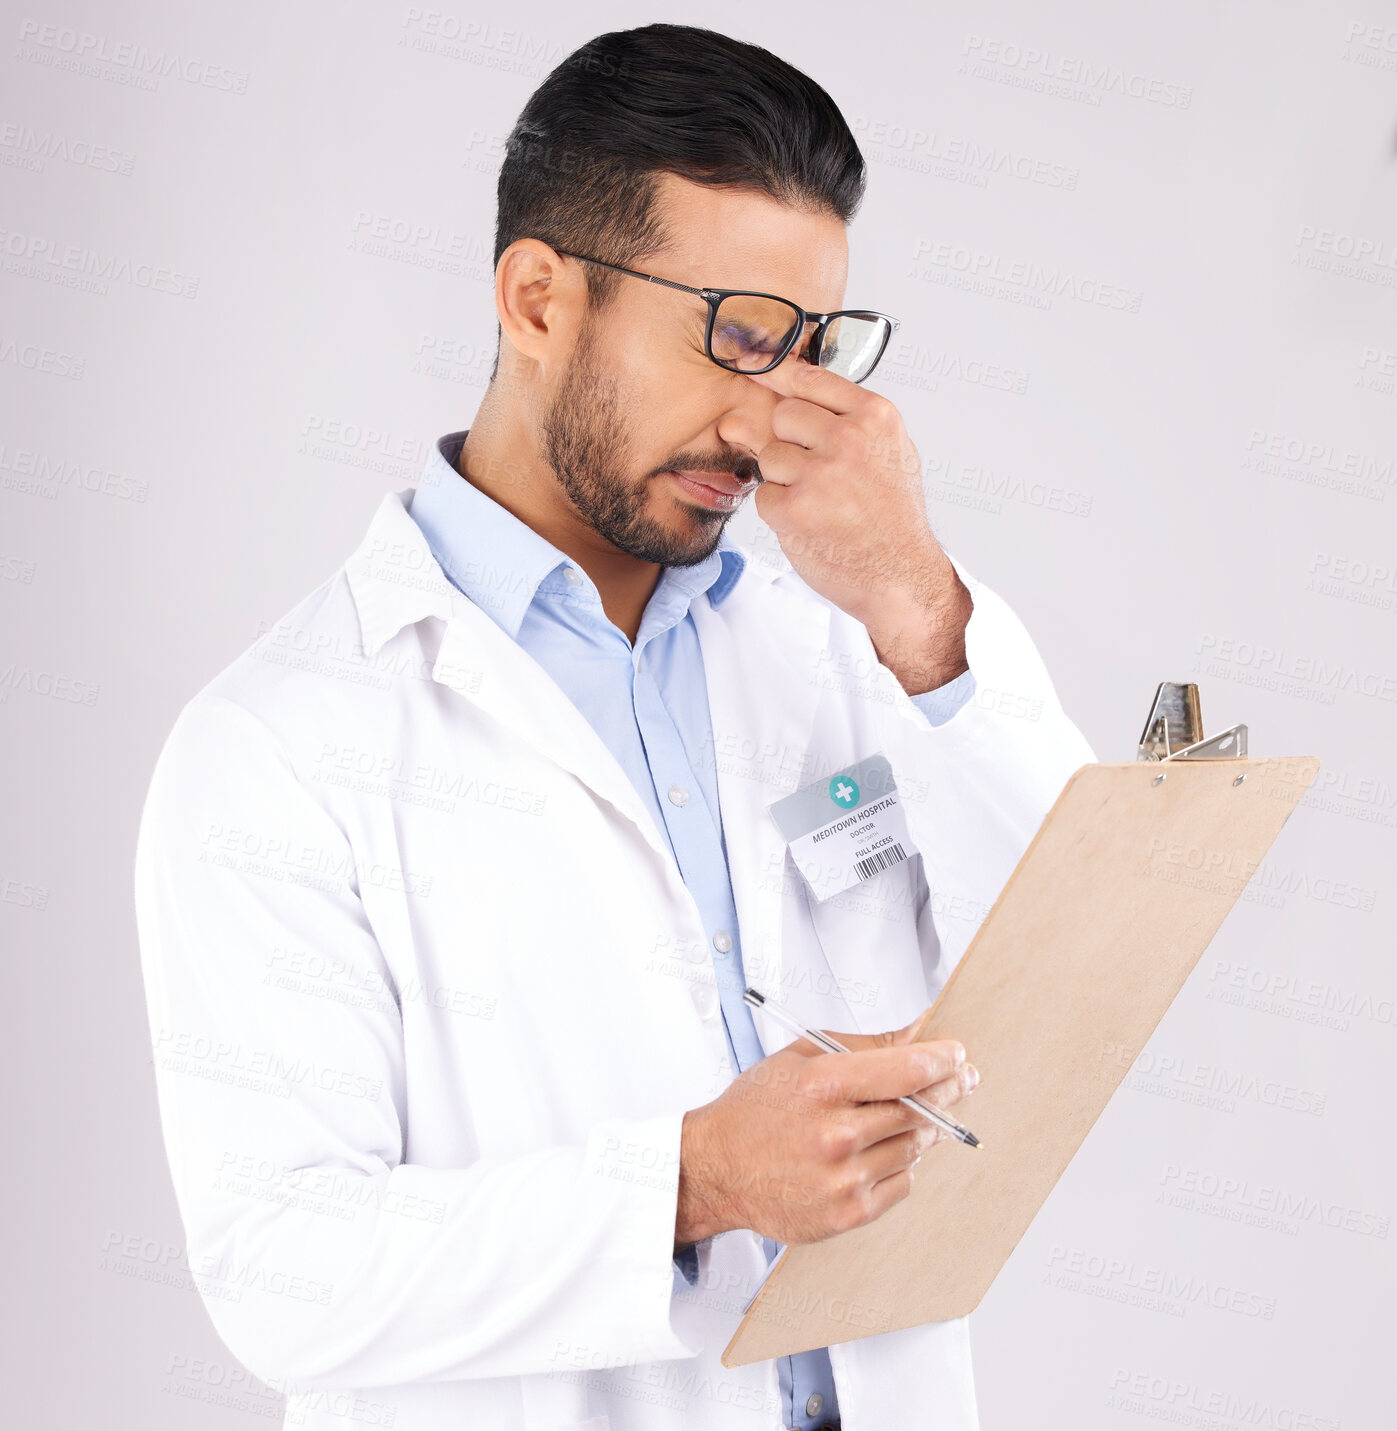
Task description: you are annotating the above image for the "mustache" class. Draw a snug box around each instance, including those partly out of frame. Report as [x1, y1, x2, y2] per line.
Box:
[656, 452, 763, 484]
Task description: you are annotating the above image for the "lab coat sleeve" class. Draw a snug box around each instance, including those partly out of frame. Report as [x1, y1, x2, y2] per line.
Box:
[134, 692, 703, 1391]
[908, 667, 977, 727]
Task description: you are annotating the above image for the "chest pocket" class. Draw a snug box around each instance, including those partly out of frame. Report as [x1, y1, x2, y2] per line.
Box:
[777, 844, 935, 1038]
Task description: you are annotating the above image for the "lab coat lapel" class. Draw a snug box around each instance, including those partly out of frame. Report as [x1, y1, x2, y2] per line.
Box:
[347, 491, 680, 874]
[690, 570, 830, 1029]
[430, 610, 684, 870]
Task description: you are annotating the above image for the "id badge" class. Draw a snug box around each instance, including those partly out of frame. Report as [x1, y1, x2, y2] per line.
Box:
[768, 753, 919, 902]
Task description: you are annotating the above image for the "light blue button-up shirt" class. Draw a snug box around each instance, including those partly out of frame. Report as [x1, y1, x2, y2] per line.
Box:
[409, 431, 976, 1431]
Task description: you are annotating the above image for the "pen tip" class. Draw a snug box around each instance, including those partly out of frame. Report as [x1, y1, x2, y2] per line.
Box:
[965, 1133, 982, 1148]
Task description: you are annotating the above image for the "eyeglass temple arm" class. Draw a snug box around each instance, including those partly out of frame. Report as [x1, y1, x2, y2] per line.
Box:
[557, 251, 710, 300]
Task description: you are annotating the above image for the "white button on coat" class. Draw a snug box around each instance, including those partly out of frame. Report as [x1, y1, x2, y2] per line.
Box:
[689, 982, 719, 1021]
[667, 784, 689, 806]
[134, 488, 1095, 1431]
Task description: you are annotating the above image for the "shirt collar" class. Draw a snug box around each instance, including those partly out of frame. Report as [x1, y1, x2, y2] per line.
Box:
[408, 430, 748, 641]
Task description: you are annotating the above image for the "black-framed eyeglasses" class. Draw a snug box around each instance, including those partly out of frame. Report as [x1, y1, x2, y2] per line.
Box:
[554, 250, 900, 385]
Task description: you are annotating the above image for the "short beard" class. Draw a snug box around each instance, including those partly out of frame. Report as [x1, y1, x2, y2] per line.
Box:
[539, 314, 728, 568]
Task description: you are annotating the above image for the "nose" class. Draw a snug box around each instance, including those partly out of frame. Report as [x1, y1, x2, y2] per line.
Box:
[716, 380, 781, 478]
[790, 319, 822, 365]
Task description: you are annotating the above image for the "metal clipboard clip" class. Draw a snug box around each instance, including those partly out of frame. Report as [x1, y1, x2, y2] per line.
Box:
[1136, 681, 1248, 762]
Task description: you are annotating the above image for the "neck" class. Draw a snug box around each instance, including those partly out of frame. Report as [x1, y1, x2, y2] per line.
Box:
[457, 392, 661, 645]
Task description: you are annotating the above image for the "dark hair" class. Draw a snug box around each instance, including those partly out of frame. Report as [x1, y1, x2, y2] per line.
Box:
[489, 23, 865, 373]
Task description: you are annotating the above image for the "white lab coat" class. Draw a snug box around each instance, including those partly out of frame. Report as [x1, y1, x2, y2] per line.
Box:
[134, 488, 1095, 1431]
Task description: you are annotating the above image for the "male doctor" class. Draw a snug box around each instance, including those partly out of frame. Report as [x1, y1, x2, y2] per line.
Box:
[135, 22, 1094, 1431]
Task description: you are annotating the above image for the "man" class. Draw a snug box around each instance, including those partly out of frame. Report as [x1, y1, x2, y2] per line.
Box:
[135, 23, 1094, 1431]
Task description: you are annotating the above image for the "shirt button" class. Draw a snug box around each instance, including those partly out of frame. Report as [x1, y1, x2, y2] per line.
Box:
[690, 983, 718, 1020]
[667, 784, 689, 807]
[712, 930, 732, 953]
[563, 566, 584, 586]
[805, 1393, 824, 1417]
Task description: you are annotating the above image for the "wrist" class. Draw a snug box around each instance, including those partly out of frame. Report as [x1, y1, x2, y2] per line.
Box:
[675, 1103, 732, 1247]
[864, 573, 972, 696]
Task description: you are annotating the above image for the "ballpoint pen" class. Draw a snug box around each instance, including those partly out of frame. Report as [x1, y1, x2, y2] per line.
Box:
[742, 986, 982, 1149]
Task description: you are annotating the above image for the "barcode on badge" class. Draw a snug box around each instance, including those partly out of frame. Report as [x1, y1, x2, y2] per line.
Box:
[854, 843, 907, 882]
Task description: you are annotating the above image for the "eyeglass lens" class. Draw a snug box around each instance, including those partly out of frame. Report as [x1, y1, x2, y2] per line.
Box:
[710, 295, 889, 382]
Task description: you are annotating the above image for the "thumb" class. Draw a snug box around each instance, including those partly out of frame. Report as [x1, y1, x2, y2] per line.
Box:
[813, 1007, 935, 1054]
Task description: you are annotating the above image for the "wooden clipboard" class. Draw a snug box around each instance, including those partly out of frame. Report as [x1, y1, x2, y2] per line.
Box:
[722, 749, 1320, 1366]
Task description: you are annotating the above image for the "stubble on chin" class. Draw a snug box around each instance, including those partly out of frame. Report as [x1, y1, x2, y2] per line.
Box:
[539, 326, 728, 568]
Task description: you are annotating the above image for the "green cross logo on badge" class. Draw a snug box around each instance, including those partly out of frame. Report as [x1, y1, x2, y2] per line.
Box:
[829, 774, 860, 809]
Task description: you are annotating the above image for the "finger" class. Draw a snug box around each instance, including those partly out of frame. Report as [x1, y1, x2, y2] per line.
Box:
[865, 1166, 915, 1224]
[804, 1043, 964, 1107]
[865, 1142, 933, 1222]
[811, 1015, 942, 1055]
[767, 392, 842, 452]
[854, 1125, 936, 1187]
[744, 352, 865, 414]
[846, 1098, 947, 1150]
[913, 1062, 980, 1110]
[802, 1026, 895, 1055]
[798, 1061, 976, 1154]
[744, 436, 809, 488]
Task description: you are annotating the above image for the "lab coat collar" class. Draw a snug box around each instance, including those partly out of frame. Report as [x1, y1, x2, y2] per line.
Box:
[345, 484, 780, 663]
[346, 487, 465, 660]
[409, 430, 749, 641]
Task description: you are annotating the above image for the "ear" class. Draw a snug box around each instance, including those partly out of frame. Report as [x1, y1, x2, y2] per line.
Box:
[494, 239, 585, 383]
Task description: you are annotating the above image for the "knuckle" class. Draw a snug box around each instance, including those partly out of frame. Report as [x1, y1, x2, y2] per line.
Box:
[834, 418, 866, 457]
[818, 1120, 858, 1161]
[831, 1168, 862, 1204]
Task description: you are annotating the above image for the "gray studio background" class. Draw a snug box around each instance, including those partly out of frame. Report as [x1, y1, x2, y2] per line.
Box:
[3, 1, 1394, 1426]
